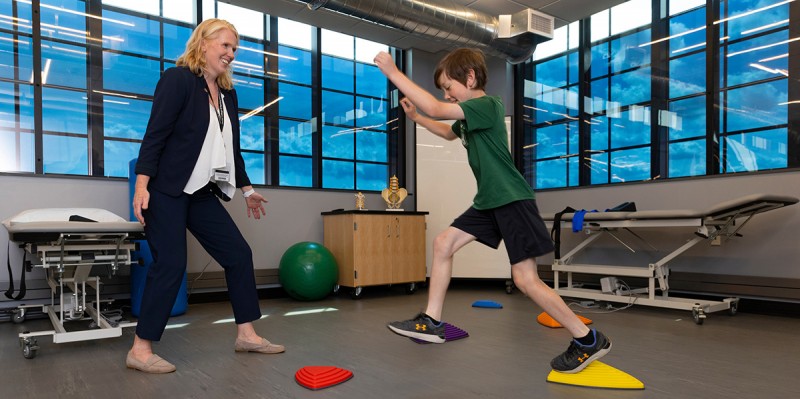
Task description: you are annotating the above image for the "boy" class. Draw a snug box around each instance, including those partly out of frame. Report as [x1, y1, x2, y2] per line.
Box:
[373, 48, 611, 373]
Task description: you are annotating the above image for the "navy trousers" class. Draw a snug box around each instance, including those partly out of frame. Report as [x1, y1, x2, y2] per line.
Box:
[135, 184, 261, 341]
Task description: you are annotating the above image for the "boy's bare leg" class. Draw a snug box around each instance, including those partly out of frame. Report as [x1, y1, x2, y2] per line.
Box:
[424, 227, 476, 320]
[511, 258, 590, 338]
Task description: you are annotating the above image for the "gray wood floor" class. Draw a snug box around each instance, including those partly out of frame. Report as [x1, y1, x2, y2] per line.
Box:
[1, 284, 796, 399]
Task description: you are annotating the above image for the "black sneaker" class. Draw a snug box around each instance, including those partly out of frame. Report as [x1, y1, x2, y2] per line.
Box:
[387, 313, 446, 343]
[550, 330, 612, 373]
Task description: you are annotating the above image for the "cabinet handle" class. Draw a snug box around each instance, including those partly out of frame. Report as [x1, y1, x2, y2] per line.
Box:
[387, 224, 391, 238]
[395, 217, 400, 238]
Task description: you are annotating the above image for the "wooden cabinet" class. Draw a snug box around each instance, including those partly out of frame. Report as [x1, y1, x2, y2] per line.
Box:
[321, 211, 428, 298]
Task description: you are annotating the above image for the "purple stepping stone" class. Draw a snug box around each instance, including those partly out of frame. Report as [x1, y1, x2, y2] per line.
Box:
[411, 322, 469, 344]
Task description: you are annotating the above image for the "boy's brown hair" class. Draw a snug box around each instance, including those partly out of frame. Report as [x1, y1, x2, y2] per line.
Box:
[434, 48, 488, 91]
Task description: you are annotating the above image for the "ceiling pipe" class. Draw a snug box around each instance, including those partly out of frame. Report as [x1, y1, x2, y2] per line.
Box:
[301, 0, 554, 64]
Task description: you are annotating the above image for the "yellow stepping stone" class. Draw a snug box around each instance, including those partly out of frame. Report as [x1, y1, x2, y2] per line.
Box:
[547, 361, 644, 390]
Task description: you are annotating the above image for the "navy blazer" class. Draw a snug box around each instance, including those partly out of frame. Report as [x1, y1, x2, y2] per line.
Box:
[135, 66, 251, 200]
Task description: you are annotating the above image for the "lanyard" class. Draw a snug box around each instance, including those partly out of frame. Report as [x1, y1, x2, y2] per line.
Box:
[205, 80, 224, 131]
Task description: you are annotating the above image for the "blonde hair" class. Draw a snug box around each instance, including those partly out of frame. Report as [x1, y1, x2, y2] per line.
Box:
[176, 19, 238, 90]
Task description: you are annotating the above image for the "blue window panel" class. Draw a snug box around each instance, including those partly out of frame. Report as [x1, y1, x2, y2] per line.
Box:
[0, 130, 35, 172]
[568, 157, 579, 186]
[589, 78, 608, 113]
[242, 152, 265, 185]
[590, 116, 609, 151]
[41, 0, 86, 44]
[669, 7, 706, 53]
[356, 130, 386, 162]
[18, 84, 34, 130]
[43, 134, 87, 175]
[322, 55, 354, 92]
[669, 139, 706, 178]
[322, 159, 354, 189]
[104, 140, 139, 178]
[590, 43, 610, 78]
[535, 124, 569, 159]
[103, 95, 151, 140]
[723, 128, 787, 173]
[723, 30, 788, 88]
[103, 52, 160, 95]
[103, 10, 160, 58]
[42, 87, 86, 134]
[724, 80, 787, 133]
[568, 52, 579, 86]
[568, 121, 579, 152]
[322, 90, 355, 126]
[232, 75, 265, 111]
[279, 155, 312, 187]
[279, 46, 311, 85]
[355, 96, 386, 129]
[611, 67, 651, 107]
[355, 62, 386, 98]
[535, 158, 567, 189]
[590, 153, 609, 185]
[235, 40, 265, 71]
[278, 82, 311, 120]
[722, 0, 789, 42]
[279, 118, 312, 156]
[533, 85, 578, 123]
[610, 147, 650, 183]
[611, 29, 650, 73]
[667, 96, 706, 140]
[240, 115, 264, 151]
[356, 162, 387, 192]
[1, 1, 29, 33]
[322, 124, 354, 159]
[41, 40, 86, 89]
[669, 52, 705, 98]
[0, 82, 34, 130]
[535, 55, 567, 88]
[611, 107, 650, 148]
[0, 33, 33, 80]
[163, 23, 192, 61]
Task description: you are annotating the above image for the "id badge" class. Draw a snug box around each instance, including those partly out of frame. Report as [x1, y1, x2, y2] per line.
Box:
[214, 169, 230, 182]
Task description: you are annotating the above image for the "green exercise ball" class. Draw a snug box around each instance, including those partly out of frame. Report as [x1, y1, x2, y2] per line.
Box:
[279, 242, 338, 301]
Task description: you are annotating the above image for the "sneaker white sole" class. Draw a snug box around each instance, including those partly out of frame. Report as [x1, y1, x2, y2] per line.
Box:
[558, 342, 612, 374]
[387, 325, 445, 343]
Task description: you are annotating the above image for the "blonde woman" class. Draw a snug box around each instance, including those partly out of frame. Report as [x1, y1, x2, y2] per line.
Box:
[128, 19, 284, 374]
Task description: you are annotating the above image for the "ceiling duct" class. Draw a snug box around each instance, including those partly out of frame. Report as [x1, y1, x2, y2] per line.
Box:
[302, 0, 554, 64]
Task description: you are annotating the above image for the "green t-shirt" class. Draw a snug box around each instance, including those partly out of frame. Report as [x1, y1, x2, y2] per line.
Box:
[453, 95, 535, 210]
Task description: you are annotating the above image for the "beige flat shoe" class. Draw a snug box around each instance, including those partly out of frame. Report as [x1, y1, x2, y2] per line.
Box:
[234, 338, 285, 354]
[126, 351, 176, 373]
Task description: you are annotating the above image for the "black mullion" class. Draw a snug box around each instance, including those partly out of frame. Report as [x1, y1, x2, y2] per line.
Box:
[787, 0, 800, 167]
[707, 0, 721, 175]
[312, 26, 321, 188]
[266, 16, 280, 186]
[651, 0, 668, 180]
[88, 0, 104, 176]
[11, 0, 22, 171]
[31, 0, 43, 174]
[392, 48, 405, 192]
[578, 17, 591, 186]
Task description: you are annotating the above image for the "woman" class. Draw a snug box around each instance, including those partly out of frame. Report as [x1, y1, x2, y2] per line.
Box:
[127, 19, 284, 374]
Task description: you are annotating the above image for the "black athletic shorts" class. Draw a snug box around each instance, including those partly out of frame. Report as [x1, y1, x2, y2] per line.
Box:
[451, 199, 554, 265]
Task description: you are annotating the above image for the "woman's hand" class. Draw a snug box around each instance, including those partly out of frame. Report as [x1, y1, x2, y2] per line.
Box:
[244, 188, 267, 220]
[133, 174, 151, 225]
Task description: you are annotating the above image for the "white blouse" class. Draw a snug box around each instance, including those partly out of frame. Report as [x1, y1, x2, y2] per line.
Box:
[183, 94, 236, 198]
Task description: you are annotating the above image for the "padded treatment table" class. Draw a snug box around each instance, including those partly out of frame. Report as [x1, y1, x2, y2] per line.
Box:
[3, 208, 144, 358]
[542, 194, 798, 324]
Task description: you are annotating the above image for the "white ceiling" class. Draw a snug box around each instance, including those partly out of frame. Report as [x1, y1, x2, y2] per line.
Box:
[229, 0, 629, 55]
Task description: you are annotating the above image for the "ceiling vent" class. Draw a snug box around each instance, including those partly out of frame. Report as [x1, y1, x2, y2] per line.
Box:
[302, 0, 554, 64]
